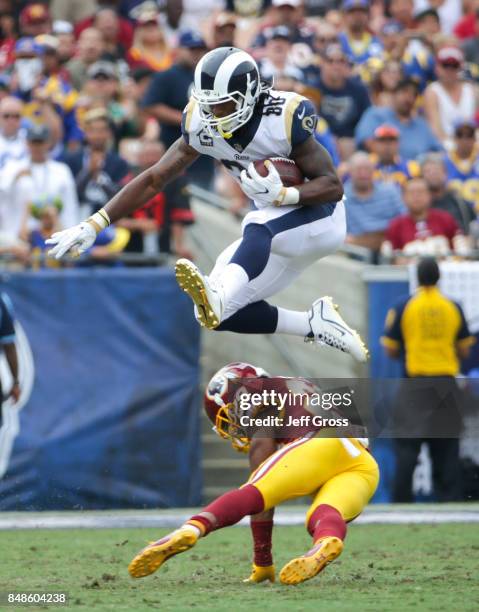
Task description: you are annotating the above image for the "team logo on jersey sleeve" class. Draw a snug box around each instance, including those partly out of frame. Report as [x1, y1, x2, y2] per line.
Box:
[302, 115, 316, 134]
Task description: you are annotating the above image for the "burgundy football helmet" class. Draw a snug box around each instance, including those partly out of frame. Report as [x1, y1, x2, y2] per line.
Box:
[204, 362, 270, 453]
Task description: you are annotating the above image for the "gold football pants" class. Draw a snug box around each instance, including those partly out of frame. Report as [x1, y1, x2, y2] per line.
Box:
[246, 437, 379, 522]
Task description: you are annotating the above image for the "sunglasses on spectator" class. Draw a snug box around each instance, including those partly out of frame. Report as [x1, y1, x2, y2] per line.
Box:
[92, 74, 113, 81]
[439, 61, 460, 70]
[326, 57, 347, 65]
[317, 37, 338, 44]
[2, 113, 21, 119]
[455, 131, 475, 139]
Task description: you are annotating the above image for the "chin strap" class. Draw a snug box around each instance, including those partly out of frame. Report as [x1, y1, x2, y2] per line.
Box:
[218, 124, 233, 139]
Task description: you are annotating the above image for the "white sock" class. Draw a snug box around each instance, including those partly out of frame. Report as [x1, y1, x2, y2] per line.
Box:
[216, 263, 249, 307]
[180, 524, 202, 538]
[276, 307, 311, 336]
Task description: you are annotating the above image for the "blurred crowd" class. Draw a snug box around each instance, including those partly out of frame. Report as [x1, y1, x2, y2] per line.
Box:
[0, 0, 478, 268]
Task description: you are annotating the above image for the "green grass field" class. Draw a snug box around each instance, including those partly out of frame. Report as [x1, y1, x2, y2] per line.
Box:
[1, 524, 478, 612]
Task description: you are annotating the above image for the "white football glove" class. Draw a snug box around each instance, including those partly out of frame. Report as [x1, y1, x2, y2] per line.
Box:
[240, 161, 299, 209]
[46, 222, 97, 259]
[46, 209, 110, 259]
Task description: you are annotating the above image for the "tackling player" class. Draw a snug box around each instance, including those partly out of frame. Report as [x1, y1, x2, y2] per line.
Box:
[46, 47, 368, 362]
[128, 362, 379, 585]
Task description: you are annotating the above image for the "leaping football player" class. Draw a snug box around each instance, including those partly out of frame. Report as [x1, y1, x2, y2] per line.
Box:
[47, 47, 368, 362]
[128, 362, 379, 584]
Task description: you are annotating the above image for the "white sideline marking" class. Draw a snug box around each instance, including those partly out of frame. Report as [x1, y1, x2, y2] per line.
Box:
[0, 508, 478, 530]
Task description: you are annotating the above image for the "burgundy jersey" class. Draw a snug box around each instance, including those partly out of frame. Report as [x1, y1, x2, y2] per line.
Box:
[230, 377, 348, 444]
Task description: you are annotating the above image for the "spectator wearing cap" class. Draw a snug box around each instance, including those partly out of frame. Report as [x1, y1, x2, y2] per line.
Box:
[141, 30, 214, 188]
[369, 124, 420, 189]
[462, 10, 479, 65]
[252, 0, 316, 50]
[126, 8, 172, 72]
[25, 35, 83, 154]
[400, 10, 437, 92]
[421, 153, 476, 234]
[19, 3, 51, 37]
[11, 38, 64, 152]
[344, 151, 406, 251]
[356, 77, 442, 160]
[338, 0, 383, 66]
[382, 177, 467, 260]
[35, 34, 71, 84]
[257, 26, 306, 90]
[212, 12, 238, 49]
[444, 120, 479, 208]
[82, 61, 137, 146]
[52, 21, 76, 65]
[316, 43, 371, 159]
[424, 47, 479, 147]
[0, 97, 28, 169]
[62, 109, 132, 220]
[66, 28, 105, 92]
[380, 21, 406, 62]
[1, 124, 78, 240]
[11, 37, 43, 96]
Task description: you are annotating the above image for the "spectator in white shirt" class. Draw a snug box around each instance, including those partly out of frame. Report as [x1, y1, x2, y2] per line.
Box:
[0, 97, 29, 170]
[424, 47, 479, 148]
[0, 124, 79, 240]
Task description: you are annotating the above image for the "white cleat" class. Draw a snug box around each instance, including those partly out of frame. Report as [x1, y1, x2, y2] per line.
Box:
[305, 296, 369, 363]
[175, 258, 224, 329]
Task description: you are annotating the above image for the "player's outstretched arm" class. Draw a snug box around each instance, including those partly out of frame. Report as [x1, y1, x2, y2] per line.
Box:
[243, 437, 277, 583]
[291, 136, 344, 206]
[47, 138, 199, 259]
[104, 137, 199, 223]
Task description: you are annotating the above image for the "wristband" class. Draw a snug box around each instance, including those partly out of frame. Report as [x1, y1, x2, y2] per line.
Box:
[87, 208, 111, 234]
[273, 186, 300, 207]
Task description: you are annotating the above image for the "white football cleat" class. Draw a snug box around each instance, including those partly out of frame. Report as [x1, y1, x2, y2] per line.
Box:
[175, 258, 224, 329]
[305, 296, 369, 363]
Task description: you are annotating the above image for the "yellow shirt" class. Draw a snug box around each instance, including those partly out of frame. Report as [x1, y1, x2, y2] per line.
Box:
[381, 286, 475, 376]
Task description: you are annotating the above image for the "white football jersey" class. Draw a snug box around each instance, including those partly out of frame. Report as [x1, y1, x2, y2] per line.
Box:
[181, 89, 318, 183]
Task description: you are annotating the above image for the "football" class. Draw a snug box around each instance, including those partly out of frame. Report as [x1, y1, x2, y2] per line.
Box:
[253, 157, 304, 187]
